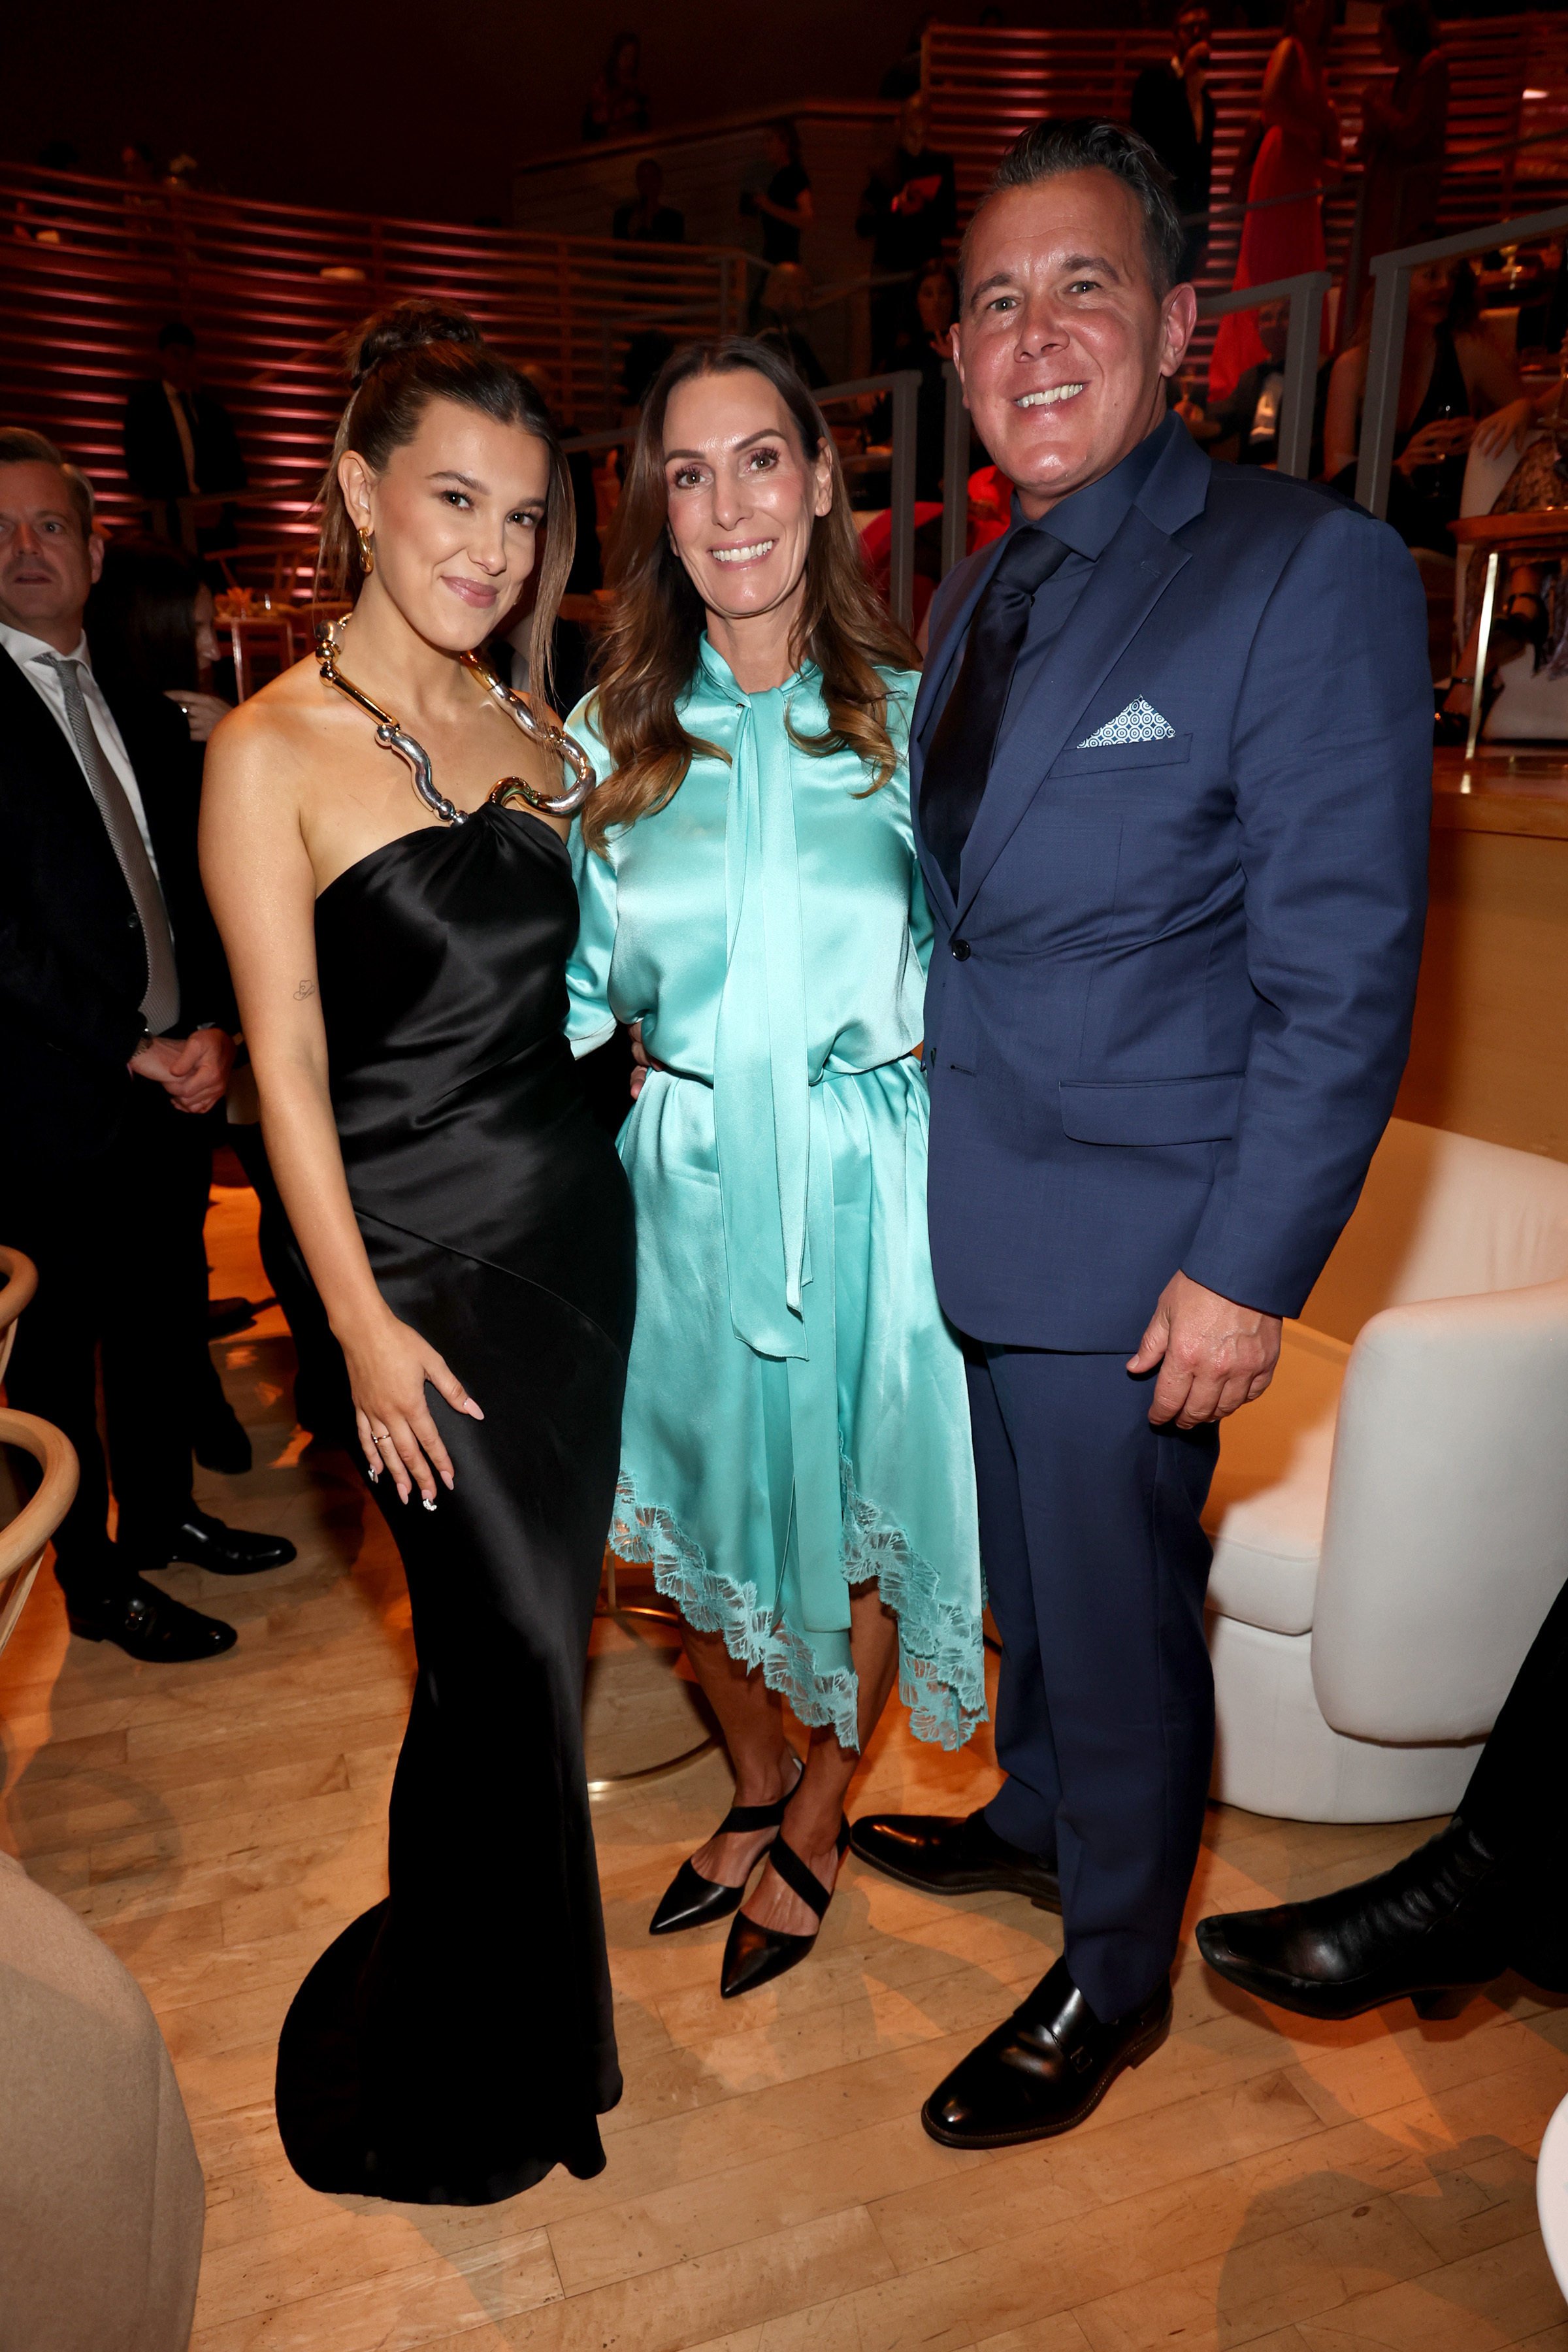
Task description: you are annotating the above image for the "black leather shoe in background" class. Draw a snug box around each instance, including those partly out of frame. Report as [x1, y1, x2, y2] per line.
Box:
[193, 1399, 253, 1476]
[1195, 1818, 1509, 2023]
[67, 1576, 237, 1663]
[850, 1806, 1061, 1912]
[923, 1957, 1171, 2148]
[165, 1507, 297, 1576]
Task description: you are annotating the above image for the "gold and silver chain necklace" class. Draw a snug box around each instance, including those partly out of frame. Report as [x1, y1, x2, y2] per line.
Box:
[316, 614, 596, 823]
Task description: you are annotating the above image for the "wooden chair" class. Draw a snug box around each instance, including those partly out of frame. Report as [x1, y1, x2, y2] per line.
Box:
[0, 1243, 203, 2349]
[0, 1247, 77, 1661]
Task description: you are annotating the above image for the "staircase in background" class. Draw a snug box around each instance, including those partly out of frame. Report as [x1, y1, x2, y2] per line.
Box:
[0, 167, 747, 553]
[1, 16, 1563, 568]
[926, 15, 1563, 377]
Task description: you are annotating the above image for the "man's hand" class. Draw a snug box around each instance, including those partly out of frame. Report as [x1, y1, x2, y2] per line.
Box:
[1126, 1270, 1282, 1429]
[129, 1027, 235, 1115]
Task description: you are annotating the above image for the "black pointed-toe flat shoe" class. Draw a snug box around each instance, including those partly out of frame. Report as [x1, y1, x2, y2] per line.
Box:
[850, 1806, 1061, 1912]
[649, 1767, 802, 1936]
[1194, 1817, 1509, 2024]
[720, 1814, 850, 1999]
[921, 1957, 1171, 2149]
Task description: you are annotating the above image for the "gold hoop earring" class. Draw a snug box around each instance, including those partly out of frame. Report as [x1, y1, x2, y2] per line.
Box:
[357, 525, 374, 576]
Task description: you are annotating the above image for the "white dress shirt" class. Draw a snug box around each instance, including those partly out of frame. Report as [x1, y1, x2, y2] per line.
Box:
[0, 618, 163, 875]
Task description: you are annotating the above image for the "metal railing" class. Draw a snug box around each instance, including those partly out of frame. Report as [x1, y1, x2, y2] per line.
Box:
[1195, 270, 1333, 482]
[1355, 203, 1568, 521]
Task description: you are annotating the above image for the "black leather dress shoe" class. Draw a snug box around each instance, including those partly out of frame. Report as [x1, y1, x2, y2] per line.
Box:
[193, 1402, 253, 1476]
[850, 1806, 1060, 1912]
[165, 1507, 296, 1576]
[67, 1576, 237, 1663]
[1196, 1818, 1509, 2023]
[922, 1957, 1171, 2148]
[207, 1295, 259, 1339]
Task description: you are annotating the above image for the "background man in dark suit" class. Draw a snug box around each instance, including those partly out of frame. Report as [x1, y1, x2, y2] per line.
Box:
[857, 92, 959, 367]
[1130, 7, 1216, 281]
[122, 322, 248, 555]
[0, 429, 293, 1661]
[852, 122, 1432, 2144]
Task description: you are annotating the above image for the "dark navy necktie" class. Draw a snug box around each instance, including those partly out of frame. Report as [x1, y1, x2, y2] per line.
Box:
[921, 525, 1070, 900]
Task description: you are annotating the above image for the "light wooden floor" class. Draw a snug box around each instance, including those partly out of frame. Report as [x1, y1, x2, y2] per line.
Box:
[2, 1173, 1566, 2352]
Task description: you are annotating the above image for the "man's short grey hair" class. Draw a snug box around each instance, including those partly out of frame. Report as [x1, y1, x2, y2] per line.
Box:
[961, 117, 1188, 300]
[0, 425, 95, 538]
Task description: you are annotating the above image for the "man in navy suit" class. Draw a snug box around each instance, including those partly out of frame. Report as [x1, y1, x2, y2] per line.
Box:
[851, 120, 1432, 2144]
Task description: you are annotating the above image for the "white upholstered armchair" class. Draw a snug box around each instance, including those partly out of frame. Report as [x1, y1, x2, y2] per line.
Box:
[1205, 1119, 1568, 1822]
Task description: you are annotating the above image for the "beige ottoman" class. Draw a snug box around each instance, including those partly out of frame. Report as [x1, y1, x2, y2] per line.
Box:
[0, 1848, 203, 2350]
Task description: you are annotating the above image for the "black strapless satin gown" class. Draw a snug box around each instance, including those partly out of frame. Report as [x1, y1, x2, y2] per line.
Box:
[274, 802, 634, 2208]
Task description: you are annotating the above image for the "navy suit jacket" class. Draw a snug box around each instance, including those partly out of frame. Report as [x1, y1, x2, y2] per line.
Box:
[913, 421, 1432, 1349]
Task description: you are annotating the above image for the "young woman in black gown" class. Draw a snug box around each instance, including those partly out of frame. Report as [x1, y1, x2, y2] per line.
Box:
[201, 303, 634, 2206]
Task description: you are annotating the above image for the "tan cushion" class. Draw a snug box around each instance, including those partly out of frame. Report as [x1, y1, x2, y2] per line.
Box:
[0, 1850, 203, 2351]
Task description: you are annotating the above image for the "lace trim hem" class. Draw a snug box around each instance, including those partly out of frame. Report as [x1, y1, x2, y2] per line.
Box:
[609, 1463, 986, 1754]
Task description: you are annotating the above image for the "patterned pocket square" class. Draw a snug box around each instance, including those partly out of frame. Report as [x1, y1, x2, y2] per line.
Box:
[1076, 698, 1177, 749]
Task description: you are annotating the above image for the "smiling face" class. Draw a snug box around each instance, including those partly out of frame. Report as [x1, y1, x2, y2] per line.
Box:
[0, 459, 101, 649]
[338, 397, 551, 652]
[661, 366, 832, 632]
[954, 169, 1194, 518]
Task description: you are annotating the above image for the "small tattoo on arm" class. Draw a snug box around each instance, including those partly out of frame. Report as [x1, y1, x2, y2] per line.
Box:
[293, 979, 317, 1000]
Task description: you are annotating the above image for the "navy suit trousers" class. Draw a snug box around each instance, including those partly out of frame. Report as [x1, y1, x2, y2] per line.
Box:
[968, 1345, 1219, 2021]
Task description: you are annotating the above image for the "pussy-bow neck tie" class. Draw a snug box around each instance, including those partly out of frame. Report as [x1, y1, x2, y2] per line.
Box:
[709, 653, 848, 1634]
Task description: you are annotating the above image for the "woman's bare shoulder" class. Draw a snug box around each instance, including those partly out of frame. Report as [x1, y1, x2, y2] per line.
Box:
[205, 655, 331, 798]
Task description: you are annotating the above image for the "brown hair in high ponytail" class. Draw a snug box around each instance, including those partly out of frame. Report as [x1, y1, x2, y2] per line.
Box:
[581, 336, 917, 852]
[317, 300, 574, 709]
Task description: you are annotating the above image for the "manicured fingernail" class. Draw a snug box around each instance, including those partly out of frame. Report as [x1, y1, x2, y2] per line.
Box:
[368, 1466, 380, 1484]
[442, 1469, 454, 1490]
[465, 1401, 485, 1420]
[422, 1496, 437, 1513]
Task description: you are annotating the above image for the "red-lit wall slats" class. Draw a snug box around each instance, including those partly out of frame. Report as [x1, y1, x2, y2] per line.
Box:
[0, 167, 749, 561]
[925, 16, 1563, 374]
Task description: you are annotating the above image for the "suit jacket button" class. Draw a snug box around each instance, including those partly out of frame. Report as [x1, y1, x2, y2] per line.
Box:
[951, 938, 971, 961]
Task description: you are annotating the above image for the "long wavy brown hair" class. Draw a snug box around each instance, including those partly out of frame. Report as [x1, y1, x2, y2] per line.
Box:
[581, 338, 918, 850]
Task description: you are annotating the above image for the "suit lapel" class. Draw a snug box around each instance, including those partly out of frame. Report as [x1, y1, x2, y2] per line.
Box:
[953, 506, 1192, 930]
[0, 645, 145, 909]
[0, 645, 99, 798]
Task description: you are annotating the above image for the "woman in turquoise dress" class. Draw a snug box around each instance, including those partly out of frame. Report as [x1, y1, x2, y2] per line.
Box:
[566, 338, 984, 1997]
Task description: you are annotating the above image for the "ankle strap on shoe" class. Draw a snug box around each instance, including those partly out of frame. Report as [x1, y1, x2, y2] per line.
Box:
[719, 1796, 792, 1834]
[767, 1816, 849, 1920]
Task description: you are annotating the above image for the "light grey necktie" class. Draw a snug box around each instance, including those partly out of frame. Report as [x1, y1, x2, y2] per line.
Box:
[46, 653, 181, 1036]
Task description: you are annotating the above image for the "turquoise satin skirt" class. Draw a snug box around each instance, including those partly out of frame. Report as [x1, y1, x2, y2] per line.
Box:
[609, 1055, 985, 1752]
